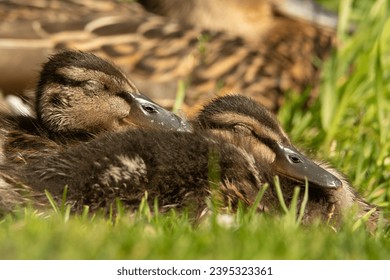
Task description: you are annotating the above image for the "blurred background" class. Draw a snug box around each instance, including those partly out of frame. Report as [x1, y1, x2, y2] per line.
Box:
[0, 0, 340, 114]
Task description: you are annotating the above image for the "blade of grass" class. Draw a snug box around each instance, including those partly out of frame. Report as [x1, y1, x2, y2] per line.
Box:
[247, 184, 269, 219]
[352, 207, 378, 232]
[320, 55, 338, 131]
[289, 187, 301, 222]
[44, 190, 59, 215]
[373, 42, 387, 146]
[337, 0, 353, 41]
[137, 191, 152, 221]
[172, 79, 186, 114]
[297, 180, 309, 225]
[274, 176, 289, 215]
[60, 185, 68, 213]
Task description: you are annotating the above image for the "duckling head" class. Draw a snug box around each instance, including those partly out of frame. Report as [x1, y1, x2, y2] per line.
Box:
[35, 50, 191, 136]
[196, 95, 342, 190]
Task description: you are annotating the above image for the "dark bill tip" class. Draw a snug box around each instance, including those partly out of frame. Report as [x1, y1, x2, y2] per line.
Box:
[271, 142, 342, 190]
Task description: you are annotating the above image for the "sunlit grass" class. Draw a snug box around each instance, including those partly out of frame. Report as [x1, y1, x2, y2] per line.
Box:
[279, 0, 390, 209]
[0, 202, 389, 260]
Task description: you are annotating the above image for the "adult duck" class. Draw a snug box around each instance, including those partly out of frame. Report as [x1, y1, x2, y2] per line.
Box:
[0, 0, 336, 112]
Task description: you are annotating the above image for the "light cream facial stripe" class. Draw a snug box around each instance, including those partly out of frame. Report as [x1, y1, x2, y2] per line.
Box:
[56, 66, 111, 81]
[207, 128, 277, 164]
[55, 66, 138, 92]
[210, 112, 289, 143]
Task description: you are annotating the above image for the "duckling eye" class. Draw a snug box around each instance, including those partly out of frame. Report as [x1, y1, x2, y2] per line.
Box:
[233, 124, 252, 135]
[142, 104, 158, 114]
[85, 80, 103, 91]
[289, 155, 302, 164]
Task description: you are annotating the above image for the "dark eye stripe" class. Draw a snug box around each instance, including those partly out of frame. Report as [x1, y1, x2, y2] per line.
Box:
[116, 92, 133, 105]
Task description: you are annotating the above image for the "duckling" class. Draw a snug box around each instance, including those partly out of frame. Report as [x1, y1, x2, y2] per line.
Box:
[0, 95, 380, 230]
[0, 50, 191, 163]
[0, 0, 336, 112]
[35, 50, 191, 136]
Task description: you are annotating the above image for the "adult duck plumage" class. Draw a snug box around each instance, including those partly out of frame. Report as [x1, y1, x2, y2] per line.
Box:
[0, 0, 336, 112]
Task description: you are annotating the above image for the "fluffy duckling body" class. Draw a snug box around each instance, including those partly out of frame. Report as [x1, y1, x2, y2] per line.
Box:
[0, 0, 336, 112]
[0, 95, 380, 229]
[0, 50, 191, 164]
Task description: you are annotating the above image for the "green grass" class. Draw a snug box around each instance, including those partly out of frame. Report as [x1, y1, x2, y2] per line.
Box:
[279, 0, 390, 208]
[1, 0, 390, 259]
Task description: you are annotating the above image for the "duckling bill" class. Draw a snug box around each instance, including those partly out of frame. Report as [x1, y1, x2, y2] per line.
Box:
[126, 93, 192, 132]
[271, 142, 342, 190]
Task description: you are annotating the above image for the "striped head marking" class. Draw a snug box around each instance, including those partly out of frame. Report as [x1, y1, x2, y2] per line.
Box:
[36, 50, 191, 135]
[197, 95, 342, 190]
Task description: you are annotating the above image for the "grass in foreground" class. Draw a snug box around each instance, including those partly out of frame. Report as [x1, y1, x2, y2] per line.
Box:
[0, 0, 389, 259]
[0, 205, 389, 260]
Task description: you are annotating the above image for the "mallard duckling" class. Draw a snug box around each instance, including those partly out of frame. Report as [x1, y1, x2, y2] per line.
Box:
[0, 95, 380, 229]
[0, 0, 336, 111]
[35, 50, 191, 136]
[0, 50, 191, 163]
